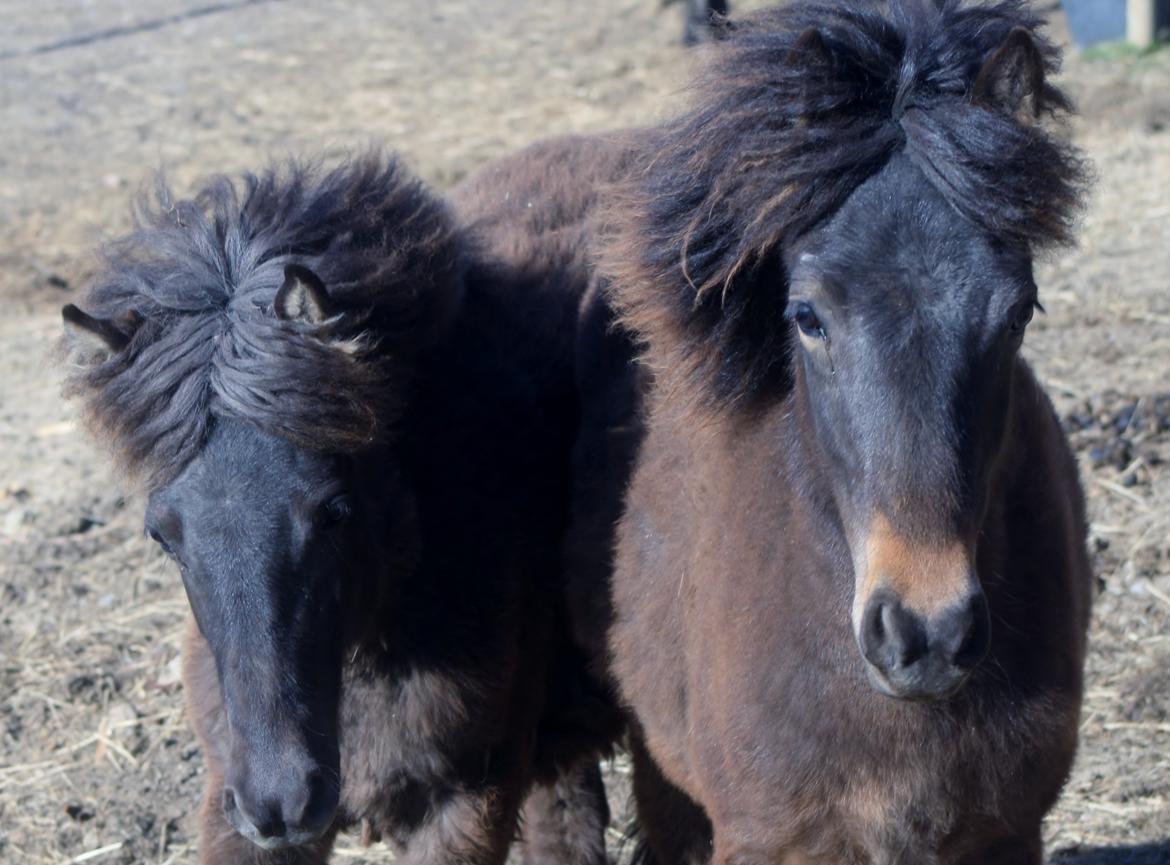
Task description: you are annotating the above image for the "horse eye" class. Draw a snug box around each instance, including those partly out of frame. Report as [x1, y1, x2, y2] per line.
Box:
[1010, 302, 1036, 334]
[320, 495, 353, 527]
[791, 301, 826, 340]
[147, 528, 174, 557]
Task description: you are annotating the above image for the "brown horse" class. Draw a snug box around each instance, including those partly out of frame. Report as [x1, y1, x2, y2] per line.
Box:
[61, 152, 623, 865]
[599, 1, 1094, 863]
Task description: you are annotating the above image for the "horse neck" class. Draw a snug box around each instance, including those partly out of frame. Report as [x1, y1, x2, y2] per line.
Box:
[649, 373, 854, 597]
[363, 270, 579, 664]
[972, 360, 1092, 685]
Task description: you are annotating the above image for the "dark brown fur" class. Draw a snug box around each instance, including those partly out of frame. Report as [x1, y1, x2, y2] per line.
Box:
[593, 2, 1094, 863]
[610, 374, 1090, 864]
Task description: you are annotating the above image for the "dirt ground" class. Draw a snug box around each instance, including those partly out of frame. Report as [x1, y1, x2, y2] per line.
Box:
[0, 1, 1168, 863]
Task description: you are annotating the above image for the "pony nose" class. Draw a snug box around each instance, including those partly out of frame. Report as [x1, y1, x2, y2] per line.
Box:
[858, 591, 990, 700]
[223, 762, 338, 849]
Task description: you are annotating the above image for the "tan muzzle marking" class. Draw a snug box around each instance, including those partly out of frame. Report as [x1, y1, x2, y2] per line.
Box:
[853, 513, 974, 623]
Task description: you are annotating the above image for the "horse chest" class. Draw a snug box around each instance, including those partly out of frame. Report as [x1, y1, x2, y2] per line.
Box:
[337, 662, 502, 832]
[691, 687, 1072, 865]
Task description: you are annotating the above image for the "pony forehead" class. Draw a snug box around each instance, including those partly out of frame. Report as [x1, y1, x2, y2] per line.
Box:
[797, 159, 1033, 271]
[603, 0, 1088, 414]
[716, 0, 1085, 247]
[65, 152, 463, 488]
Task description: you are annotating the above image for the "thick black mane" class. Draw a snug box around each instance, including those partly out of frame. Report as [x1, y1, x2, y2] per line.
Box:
[606, 0, 1089, 411]
[65, 153, 464, 486]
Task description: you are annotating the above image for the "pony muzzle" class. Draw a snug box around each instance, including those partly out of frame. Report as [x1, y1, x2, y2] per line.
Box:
[223, 738, 339, 850]
[852, 516, 990, 700]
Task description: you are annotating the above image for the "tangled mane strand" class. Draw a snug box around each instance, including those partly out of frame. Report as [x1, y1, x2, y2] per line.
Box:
[64, 151, 465, 488]
[605, 0, 1089, 413]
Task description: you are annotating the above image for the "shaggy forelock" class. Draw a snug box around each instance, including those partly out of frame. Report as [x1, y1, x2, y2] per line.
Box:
[65, 152, 464, 487]
[605, 0, 1089, 412]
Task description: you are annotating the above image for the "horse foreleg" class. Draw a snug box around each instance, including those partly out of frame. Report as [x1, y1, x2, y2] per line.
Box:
[519, 761, 609, 865]
[395, 780, 524, 865]
[629, 735, 712, 865]
[954, 833, 1042, 865]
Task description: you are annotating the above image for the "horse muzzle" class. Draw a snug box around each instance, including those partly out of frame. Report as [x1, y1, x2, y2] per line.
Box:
[857, 588, 990, 700]
[223, 748, 339, 850]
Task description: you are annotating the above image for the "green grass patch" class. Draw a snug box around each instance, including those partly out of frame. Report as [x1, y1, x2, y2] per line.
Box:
[1081, 38, 1170, 64]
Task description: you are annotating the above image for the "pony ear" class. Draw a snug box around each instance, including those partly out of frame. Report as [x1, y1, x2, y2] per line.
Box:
[972, 27, 1046, 123]
[785, 27, 830, 68]
[275, 264, 334, 324]
[62, 304, 136, 365]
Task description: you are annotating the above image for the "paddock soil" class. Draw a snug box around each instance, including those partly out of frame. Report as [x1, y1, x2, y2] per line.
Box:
[0, 1, 1168, 863]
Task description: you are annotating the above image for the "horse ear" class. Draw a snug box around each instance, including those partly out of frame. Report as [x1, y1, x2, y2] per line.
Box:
[785, 27, 830, 68]
[275, 264, 334, 324]
[62, 304, 135, 365]
[972, 27, 1046, 123]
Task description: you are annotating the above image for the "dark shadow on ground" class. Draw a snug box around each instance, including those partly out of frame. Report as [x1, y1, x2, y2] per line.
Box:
[1052, 841, 1170, 864]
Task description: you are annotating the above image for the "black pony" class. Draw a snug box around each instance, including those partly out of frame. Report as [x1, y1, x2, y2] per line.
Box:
[63, 153, 616, 865]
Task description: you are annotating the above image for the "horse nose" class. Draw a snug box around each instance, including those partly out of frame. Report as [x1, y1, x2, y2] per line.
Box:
[858, 590, 990, 699]
[223, 762, 338, 849]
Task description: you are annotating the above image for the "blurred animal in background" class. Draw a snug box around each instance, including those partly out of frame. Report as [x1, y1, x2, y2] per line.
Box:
[61, 152, 620, 865]
[665, 0, 730, 44]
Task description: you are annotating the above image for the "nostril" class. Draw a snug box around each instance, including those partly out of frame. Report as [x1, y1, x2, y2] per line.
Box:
[306, 767, 326, 791]
[860, 600, 888, 663]
[952, 595, 991, 669]
[257, 816, 286, 839]
[861, 596, 927, 672]
[297, 766, 339, 833]
[223, 782, 288, 841]
[290, 768, 323, 825]
[882, 603, 927, 669]
[249, 799, 287, 840]
[880, 605, 900, 659]
[860, 588, 986, 698]
[957, 610, 977, 650]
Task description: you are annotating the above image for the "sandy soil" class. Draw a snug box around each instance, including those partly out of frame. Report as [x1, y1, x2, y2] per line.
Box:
[0, 1, 1168, 863]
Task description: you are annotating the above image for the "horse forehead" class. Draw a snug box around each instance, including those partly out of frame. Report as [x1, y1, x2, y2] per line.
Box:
[168, 421, 316, 512]
[810, 216, 1010, 333]
[803, 255, 998, 337]
[848, 256, 994, 325]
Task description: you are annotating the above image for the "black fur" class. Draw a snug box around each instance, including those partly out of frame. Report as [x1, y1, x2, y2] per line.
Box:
[63, 154, 463, 488]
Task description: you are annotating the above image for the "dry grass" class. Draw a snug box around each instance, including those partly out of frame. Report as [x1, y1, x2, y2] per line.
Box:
[1, 1, 1168, 864]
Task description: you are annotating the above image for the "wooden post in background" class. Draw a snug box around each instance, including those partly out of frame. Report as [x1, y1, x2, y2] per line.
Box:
[1127, 0, 1157, 45]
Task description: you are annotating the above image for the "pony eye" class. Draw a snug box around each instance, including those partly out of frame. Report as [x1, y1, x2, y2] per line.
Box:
[791, 301, 826, 340]
[147, 527, 174, 557]
[1010, 302, 1036, 334]
[320, 495, 353, 527]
